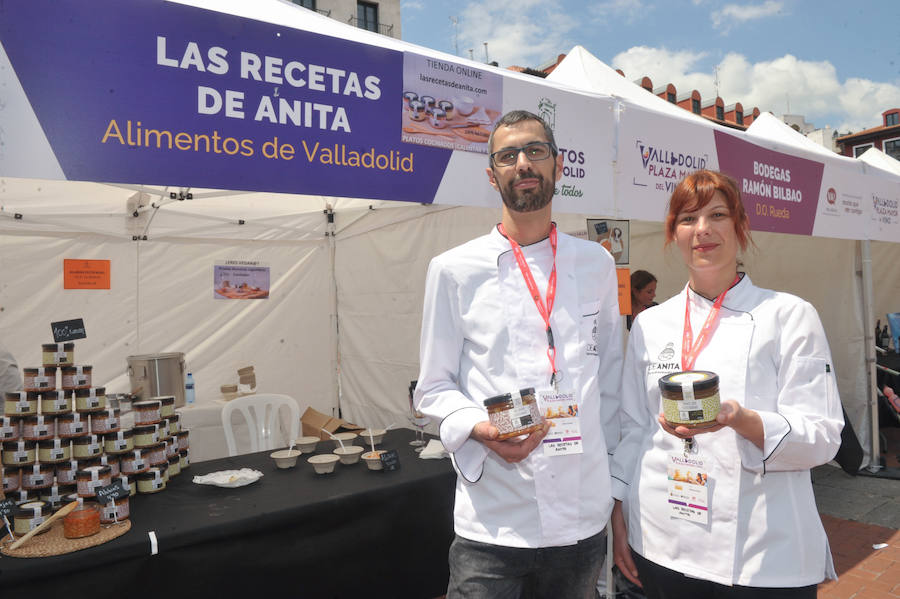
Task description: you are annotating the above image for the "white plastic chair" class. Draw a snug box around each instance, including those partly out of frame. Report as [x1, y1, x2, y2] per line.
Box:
[221, 393, 301, 457]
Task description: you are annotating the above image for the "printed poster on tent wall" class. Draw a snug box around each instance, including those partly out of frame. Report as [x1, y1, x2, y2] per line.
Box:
[867, 171, 900, 242]
[0, 0, 614, 213]
[615, 104, 719, 222]
[430, 77, 617, 216]
[810, 162, 871, 240]
[714, 130, 824, 236]
[400, 53, 502, 153]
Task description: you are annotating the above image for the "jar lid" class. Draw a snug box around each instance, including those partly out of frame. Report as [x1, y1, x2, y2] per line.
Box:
[15, 500, 48, 517]
[42, 343, 75, 350]
[73, 435, 100, 444]
[658, 371, 719, 393]
[152, 396, 176, 405]
[483, 393, 512, 408]
[23, 367, 57, 374]
[133, 400, 161, 409]
[61, 365, 93, 372]
[133, 424, 158, 433]
[56, 412, 83, 422]
[38, 438, 66, 448]
[75, 387, 106, 396]
[104, 429, 133, 439]
[3, 440, 35, 449]
[5, 391, 28, 400]
[76, 465, 111, 478]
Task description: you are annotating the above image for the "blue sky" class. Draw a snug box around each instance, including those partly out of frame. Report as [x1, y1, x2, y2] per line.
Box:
[401, 0, 900, 133]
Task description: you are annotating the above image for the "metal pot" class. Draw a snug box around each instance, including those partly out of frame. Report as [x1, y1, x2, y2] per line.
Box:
[126, 353, 186, 408]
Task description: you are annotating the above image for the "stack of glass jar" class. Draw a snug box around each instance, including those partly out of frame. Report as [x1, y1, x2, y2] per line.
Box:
[1, 342, 191, 538]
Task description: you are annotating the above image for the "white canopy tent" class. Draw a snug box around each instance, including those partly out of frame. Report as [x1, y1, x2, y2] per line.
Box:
[1, 2, 897, 469]
[548, 48, 900, 469]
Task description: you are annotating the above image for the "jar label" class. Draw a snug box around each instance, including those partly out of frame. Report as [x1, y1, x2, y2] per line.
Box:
[17, 400, 31, 412]
[15, 451, 28, 462]
[54, 398, 68, 410]
[51, 448, 64, 460]
[55, 352, 67, 363]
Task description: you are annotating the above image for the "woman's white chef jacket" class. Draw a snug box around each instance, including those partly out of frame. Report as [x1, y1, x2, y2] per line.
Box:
[610, 275, 843, 587]
[414, 226, 623, 548]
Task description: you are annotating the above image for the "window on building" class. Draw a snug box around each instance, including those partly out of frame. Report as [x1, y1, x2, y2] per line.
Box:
[357, 1, 378, 32]
[885, 138, 900, 161]
[292, 0, 315, 8]
[886, 112, 899, 127]
[736, 111, 744, 125]
[716, 105, 724, 120]
[853, 143, 873, 158]
[667, 92, 675, 103]
[692, 99, 700, 114]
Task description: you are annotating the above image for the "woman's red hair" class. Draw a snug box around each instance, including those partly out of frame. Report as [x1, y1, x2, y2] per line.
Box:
[664, 170, 752, 251]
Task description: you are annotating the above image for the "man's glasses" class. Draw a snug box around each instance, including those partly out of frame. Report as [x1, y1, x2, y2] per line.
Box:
[490, 142, 556, 167]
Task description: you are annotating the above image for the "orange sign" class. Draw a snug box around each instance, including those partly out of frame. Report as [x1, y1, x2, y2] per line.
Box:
[616, 268, 632, 316]
[64, 259, 111, 290]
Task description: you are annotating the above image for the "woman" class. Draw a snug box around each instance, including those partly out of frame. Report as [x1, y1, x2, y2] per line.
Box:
[627, 270, 657, 331]
[609, 170, 843, 597]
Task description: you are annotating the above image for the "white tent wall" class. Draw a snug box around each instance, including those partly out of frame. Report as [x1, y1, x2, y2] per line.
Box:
[0, 179, 357, 420]
[334, 205, 616, 429]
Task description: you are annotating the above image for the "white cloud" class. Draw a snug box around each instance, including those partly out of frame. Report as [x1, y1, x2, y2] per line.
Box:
[711, 1, 784, 31]
[611, 46, 900, 131]
[589, 0, 648, 23]
[401, 0, 424, 10]
[456, 1, 578, 68]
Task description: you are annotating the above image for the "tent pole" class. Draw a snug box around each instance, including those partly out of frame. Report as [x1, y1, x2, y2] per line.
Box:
[326, 205, 342, 419]
[860, 239, 880, 472]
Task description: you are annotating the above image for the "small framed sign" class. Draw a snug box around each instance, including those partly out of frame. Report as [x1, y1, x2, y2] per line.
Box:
[51, 318, 87, 342]
[0, 497, 15, 518]
[379, 449, 401, 472]
[95, 480, 129, 504]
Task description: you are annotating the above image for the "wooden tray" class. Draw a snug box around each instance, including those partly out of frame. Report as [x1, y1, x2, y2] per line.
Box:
[1, 519, 131, 558]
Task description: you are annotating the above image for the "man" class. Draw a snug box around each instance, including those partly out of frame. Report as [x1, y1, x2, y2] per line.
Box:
[414, 110, 624, 598]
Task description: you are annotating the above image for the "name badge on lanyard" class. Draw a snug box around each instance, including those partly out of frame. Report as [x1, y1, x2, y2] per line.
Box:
[539, 389, 582, 456]
[666, 454, 709, 524]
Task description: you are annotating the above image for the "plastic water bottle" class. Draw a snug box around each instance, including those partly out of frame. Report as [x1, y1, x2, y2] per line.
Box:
[185, 372, 196, 405]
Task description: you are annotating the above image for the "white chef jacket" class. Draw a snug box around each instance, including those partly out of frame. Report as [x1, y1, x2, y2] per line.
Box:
[414, 225, 623, 548]
[0, 342, 23, 396]
[610, 275, 843, 586]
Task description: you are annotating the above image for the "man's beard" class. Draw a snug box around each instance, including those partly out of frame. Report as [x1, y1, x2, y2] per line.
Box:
[498, 166, 556, 213]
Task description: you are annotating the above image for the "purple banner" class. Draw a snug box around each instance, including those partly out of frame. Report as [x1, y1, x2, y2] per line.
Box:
[0, 0, 451, 201]
[714, 131, 824, 235]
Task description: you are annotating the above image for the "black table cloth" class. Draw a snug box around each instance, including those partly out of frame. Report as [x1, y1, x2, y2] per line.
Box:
[0, 429, 455, 598]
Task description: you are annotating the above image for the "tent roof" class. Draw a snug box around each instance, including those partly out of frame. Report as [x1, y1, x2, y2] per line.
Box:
[547, 45, 712, 126]
[858, 147, 900, 176]
[745, 112, 859, 163]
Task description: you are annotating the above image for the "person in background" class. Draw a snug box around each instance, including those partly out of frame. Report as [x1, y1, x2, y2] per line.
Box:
[414, 110, 624, 598]
[0, 341, 23, 395]
[627, 270, 657, 330]
[610, 170, 843, 598]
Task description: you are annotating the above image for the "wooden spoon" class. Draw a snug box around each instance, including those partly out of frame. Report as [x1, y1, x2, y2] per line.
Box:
[9, 500, 78, 550]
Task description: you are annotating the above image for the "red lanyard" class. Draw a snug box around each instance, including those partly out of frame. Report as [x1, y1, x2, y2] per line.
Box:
[498, 223, 558, 384]
[682, 274, 741, 371]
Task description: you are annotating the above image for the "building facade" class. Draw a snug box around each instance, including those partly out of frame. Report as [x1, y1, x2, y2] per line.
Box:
[291, 0, 401, 38]
[836, 109, 900, 160]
